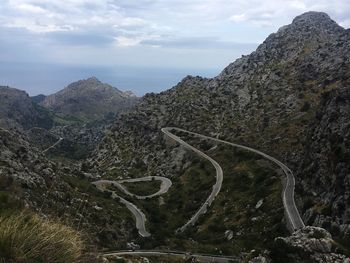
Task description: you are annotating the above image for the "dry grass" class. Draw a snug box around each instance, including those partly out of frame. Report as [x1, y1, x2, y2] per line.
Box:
[0, 212, 83, 263]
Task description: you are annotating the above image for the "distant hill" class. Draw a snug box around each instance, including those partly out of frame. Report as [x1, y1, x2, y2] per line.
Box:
[41, 77, 139, 122]
[0, 86, 53, 130]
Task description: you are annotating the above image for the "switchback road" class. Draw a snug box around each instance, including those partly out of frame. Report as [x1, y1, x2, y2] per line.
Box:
[161, 127, 223, 233]
[93, 176, 172, 237]
[162, 127, 305, 232]
[93, 180, 153, 237]
[117, 176, 172, 199]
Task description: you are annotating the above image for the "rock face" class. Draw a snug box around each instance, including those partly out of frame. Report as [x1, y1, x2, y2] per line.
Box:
[0, 86, 53, 130]
[41, 77, 139, 121]
[298, 87, 350, 243]
[273, 226, 349, 262]
[0, 127, 54, 188]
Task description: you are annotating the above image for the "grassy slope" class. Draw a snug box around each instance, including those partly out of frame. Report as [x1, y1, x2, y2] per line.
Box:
[123, 180, 162, 196]
[0, 213, 83, 263]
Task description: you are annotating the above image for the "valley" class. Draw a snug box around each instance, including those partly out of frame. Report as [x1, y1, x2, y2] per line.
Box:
[0, 11, 350, 263]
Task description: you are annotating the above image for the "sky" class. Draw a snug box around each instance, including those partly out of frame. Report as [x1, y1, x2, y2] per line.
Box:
[0, 0, 349, 96]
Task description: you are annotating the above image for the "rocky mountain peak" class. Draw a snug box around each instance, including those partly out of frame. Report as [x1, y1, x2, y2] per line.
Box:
[83, 76, 101, 85]
[41, 77, 139, 121]
[293, 11, 331, 24]
[291, 11, 344, 33]
[64, 76, 112, 93]
[272, 11, 345, 45]
[219, 11, 347, 80]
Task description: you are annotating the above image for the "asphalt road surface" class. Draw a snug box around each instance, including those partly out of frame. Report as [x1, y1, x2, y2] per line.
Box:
[118, 176, 172, 199]
[163, 127, 305, 232]
[42, 137, 63, 154]
[92, 180, 152, 237]
[104, 250, 239, 263]
[93, 176, 172, 237]
[161, 127, 223, 233]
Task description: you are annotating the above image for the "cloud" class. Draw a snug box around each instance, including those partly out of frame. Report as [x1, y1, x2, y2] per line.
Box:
[1, 0, 350, 96]
[141, 37, 258, 50]
[15, 3, 46, 14]
[0, 0, 350, 72]
[2, 0, 350, 44]
[230, 14, 247, 23]
[115, 36, 144, 47]
[225, 0, 350, 27]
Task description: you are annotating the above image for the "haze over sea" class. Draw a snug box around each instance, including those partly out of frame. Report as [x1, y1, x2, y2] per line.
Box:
[0, 62, 222, 96]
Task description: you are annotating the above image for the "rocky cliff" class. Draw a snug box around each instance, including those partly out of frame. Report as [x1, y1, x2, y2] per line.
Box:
[298, 86, 350, 247]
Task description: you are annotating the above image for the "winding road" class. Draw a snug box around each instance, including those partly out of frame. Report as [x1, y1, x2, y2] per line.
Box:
[162, 127, 305, 232]
[93, 176, 172, 237]
[104, 250, 239, 263]
[93, 180, 151, 237]
[117, 176, 172, 199]
[42, 137, 63, 154]
[95, 126, 304, 241]
[161, 127, 223, 233]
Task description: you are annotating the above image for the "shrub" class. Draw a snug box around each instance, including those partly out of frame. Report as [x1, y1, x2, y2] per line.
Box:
[0, 212, 83, 263]
[300, 101, 311, 112]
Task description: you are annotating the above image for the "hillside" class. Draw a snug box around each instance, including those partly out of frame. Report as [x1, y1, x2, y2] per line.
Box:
[0, 11, 349, 263]
[0, 127, 136, 253]
[0, 86, 53, 131]
[41, 77, 138, 122]
[89, 11, 350, 256]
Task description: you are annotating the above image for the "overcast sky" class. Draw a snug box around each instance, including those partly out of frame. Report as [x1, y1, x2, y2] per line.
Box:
[0, 0, 349, 95]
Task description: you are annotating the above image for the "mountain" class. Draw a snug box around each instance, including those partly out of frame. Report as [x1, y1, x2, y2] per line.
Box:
[0, 86, 53, 131]
[89, 11, 350, 258]
[1, 11, 349, 263]
[31, 94, 46, 104]
[92, 11, 349, 181]
[41, 77, 139, 122]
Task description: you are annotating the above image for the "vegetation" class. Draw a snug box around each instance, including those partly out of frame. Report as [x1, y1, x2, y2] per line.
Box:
[61, 174, 136, 249]
[135, 157, 216, 244]
[0, 213, 83, 263]
[122, 179, 162, 196]
[111, 131, 289, 256]
[180, 145, 288, 255]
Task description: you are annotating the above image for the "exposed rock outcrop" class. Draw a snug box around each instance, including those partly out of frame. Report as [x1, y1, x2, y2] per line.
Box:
[298, 86, 350, 245]
[273, 226, 349, 262]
